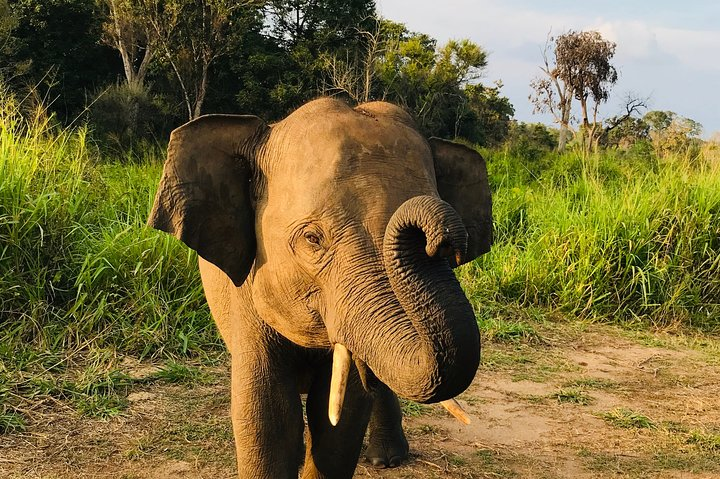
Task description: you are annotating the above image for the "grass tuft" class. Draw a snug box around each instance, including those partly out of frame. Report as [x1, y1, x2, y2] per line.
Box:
[477, 316, 541, 343]
[599, 408, 656, 429]
[148, 361, 209, 385]
[549, 387, 593, 405]
[562, 378, 618, 390]
[686, 429, 720, 452]
[0, 407, 26, 433]
[399, 398, 431, 417]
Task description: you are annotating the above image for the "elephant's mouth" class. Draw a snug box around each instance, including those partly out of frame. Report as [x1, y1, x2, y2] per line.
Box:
[328, 343, 471, 426]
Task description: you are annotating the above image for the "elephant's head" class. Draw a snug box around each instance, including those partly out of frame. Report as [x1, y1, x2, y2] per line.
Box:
[149, 98, 492, 410]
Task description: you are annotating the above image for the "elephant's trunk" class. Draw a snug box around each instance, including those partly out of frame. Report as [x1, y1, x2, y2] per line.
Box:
[337, 196, 480, 403]
[383, 195, 480, 401]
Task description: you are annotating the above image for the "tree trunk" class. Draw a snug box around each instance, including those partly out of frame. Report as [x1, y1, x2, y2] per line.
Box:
[558, 97, 572, 152]
[134, 41, 153, 87]
[192, 59, 210, 120]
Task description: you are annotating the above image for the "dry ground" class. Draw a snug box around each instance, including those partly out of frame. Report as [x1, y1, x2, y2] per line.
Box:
[2, 320, 719, 479]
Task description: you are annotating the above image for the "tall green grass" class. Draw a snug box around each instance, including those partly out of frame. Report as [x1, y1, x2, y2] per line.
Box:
[1, 88, 718, 359]
[461, 146, 720, 330]
[0, 91, 217, 360]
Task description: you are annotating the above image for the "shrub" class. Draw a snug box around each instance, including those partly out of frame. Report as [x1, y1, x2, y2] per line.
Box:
[88, 82, 175, 155]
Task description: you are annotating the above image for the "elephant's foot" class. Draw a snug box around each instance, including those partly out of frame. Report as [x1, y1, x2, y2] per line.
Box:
[365, 384, 409, 468]
[364, 428, 409, 468]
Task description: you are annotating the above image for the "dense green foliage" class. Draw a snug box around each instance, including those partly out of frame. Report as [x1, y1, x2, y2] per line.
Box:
[6, 0, 120, 120]
[372, 22, 514, 143]
[606, 110, 705, 157]
[462, 146, 720, 329]
[1, 0, 514, 148]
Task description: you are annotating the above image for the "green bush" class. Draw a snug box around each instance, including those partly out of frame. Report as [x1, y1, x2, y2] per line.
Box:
[503, 122, 557, 163]
[88, 83, 176, 155]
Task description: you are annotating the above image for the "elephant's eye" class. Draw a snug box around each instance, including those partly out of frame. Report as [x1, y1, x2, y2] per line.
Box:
[293, 226, 327, 258]
[304, 232, 321, 246]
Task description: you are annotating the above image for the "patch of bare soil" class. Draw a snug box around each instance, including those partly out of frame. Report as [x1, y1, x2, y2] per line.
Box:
[2, 322, 719, 479]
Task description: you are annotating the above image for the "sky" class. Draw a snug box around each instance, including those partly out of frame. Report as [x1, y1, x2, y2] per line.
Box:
[376, 0, 720, 138]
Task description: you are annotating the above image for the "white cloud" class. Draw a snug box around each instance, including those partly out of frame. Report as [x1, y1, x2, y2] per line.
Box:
[593, 20, 662, 60]
[594, 20, 720, 72]
[655, 27, 720, 72]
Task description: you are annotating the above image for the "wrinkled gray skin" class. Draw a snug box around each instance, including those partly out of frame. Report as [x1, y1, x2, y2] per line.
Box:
[148, 98, 492, 478]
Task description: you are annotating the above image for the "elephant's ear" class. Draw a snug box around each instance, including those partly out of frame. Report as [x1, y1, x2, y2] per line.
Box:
[148, 114, 268, 286]
[429, 138, 493, 265]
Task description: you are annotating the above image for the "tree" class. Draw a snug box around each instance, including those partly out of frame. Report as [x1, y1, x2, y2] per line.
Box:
[319, 19, 512, 144]
[101, 0, 156, 87]
[0, 0, 30, 83]
[376, 23, 437, 113]
[320, 16, 384, 104]
[267, 0, 375, 50]
[265, 0, 377, 109]
[462, 81, 515, 147]
[504, 121, 557, 163]
[7, 0, 119, 119]
[556, 31, 617, 130]
[203, 6, 293, 120]
[602, 94, 648, 148]
[530, 30, 618, 151]
[319, 19, 511, 144]
[139, 0, 265, 120]
[529, 37, 574, 152]
[644, 110, 703, 156]
[376, 23, 494, 139]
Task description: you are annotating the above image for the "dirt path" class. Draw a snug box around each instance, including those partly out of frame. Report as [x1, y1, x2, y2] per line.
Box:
[2, 321, 719, 478]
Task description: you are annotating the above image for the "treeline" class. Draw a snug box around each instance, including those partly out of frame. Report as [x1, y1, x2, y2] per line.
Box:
[0, 0, 514, 150]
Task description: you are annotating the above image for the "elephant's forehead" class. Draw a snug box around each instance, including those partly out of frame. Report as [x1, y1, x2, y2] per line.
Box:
[264, 113, 437, 217]
[269, 110, 435, 181]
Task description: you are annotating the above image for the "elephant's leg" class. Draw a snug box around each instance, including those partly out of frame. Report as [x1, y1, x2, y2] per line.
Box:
[301, 362, 373, 479]
[365, 383, 409, 467]
[200, 259, 305, 477]
[230, 346, 305, 478]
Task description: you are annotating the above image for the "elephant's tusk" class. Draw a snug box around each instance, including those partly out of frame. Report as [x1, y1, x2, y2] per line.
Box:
[329, 343, 352, 426]
[440, 398, 471, 425]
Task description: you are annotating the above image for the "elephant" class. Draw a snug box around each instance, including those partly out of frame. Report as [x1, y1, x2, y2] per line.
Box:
[147, 97, 492, 478]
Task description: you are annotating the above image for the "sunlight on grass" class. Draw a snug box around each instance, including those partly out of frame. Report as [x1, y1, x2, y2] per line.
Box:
[399, 398, 431, 417]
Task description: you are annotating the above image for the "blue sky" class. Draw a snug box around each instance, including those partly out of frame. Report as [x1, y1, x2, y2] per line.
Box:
[377, 0, 720, 137]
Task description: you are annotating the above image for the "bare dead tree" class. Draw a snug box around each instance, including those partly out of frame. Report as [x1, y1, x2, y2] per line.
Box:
[321, 17, 386, 104]
[531, 31, 618, 152]
[600, 93, 649, 147]
[529, 35, 574, 151]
